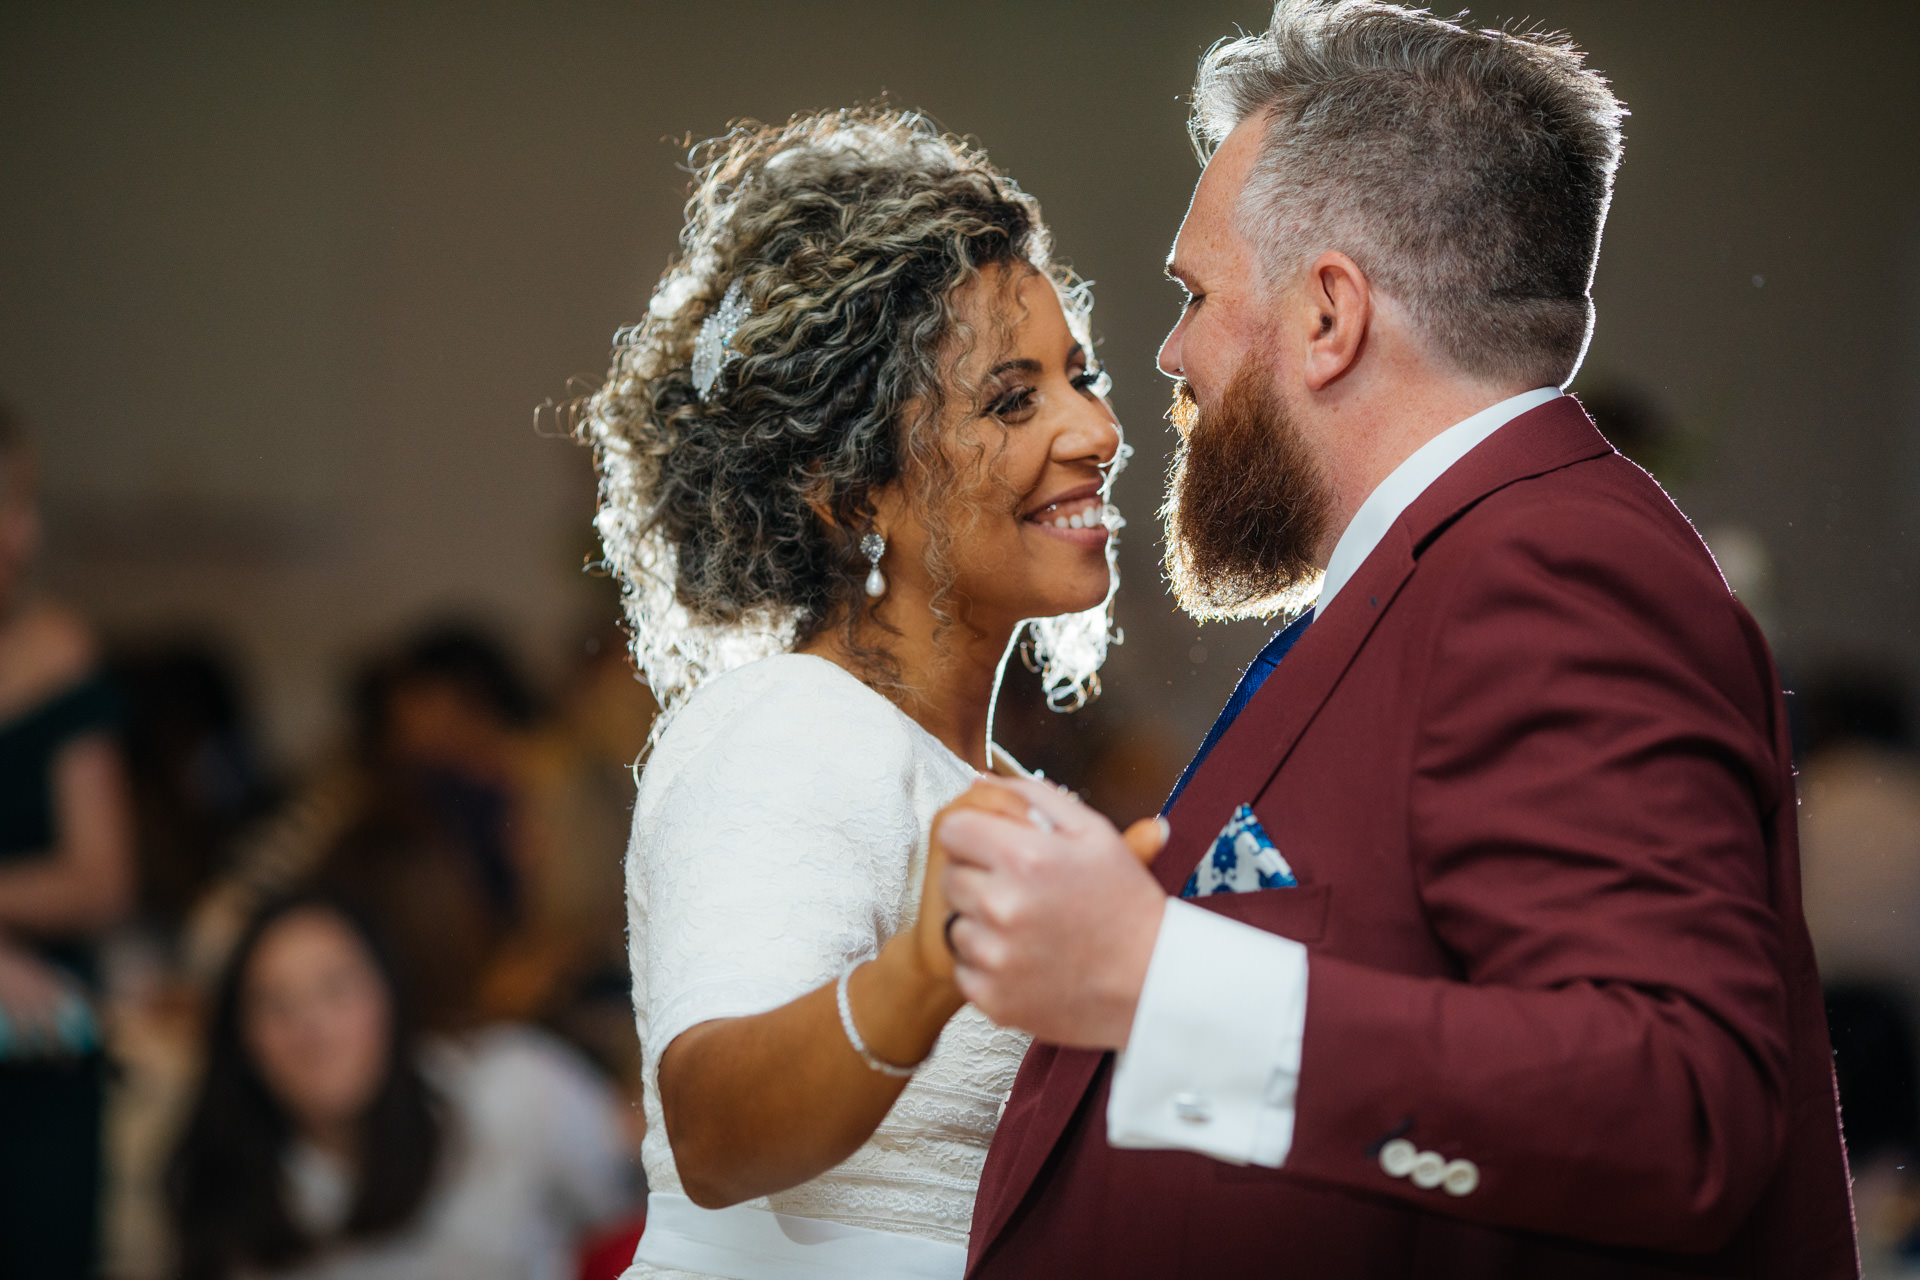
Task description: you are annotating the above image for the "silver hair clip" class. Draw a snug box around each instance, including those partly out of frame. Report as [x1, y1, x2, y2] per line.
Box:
[691, 280, 751, 400]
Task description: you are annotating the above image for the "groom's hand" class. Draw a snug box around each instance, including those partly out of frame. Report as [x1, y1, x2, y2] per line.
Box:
[937, 777, 1169, 1050]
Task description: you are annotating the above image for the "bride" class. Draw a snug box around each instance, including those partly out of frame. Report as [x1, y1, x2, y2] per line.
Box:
[576, 109, 1141, 1279]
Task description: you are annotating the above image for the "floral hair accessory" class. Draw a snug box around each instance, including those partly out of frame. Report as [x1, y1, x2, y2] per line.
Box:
[690, 280, 750, 400]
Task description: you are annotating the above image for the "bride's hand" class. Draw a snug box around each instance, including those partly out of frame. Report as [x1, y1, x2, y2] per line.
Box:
[915, 781, 1032, 986]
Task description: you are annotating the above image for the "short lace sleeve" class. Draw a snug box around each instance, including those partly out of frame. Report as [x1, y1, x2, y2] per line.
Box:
[628, 657, 922, 1081]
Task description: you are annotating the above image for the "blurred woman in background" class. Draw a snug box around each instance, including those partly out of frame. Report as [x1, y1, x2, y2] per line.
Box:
[0, 398, 135, 1279]
[166, 893, 636, 1280]
[186, 621, 640, 1040]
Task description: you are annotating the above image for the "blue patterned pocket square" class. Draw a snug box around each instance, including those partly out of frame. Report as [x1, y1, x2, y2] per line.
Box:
[1181, 804, 1298, 899]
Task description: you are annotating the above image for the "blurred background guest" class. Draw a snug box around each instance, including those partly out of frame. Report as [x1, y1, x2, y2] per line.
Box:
[113, 640, 282, 939]
[0, 2, 1913, 1274]
[0, 398, 136, 1279]
[536, 623, 660, 1089]
[1800, 670, 1920, 1013]
[165, 893, 638, 1280]
[1798, 668, 1920, 1268]
[362, 624, 637, 1030]
[187, 622, 643, 1039]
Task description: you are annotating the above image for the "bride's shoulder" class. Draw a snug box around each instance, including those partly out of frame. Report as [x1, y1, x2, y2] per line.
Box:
[646, 653, 914, 775]
[631, 655, 925, 848]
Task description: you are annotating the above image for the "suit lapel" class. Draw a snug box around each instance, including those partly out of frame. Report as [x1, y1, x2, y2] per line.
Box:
[971, 397, 1613, 1265]
[971, 529, 1428, 1258]
[1154, 522, 1417, 893]
[1157, 395, 1613, 892]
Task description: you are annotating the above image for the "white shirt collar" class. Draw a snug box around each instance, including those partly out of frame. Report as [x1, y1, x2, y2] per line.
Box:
[1316, 386, 1564, 614]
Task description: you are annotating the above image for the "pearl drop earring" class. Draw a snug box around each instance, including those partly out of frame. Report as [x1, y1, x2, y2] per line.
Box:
[861, 531, 887, 598]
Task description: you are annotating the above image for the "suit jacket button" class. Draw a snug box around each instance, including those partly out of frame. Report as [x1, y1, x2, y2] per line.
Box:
[1173, 1092, 1212, 1124]
[1378, 1138, 1417, 1178]
[1441, 1158, 1480, 1197]
[1410, 1150, 1447, 1189]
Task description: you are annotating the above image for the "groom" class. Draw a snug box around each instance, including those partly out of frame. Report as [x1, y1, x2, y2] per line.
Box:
[936, 3, 1858, 1277]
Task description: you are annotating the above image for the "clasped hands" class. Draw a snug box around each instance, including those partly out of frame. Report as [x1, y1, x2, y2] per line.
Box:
[914, 776, 1170, 1051]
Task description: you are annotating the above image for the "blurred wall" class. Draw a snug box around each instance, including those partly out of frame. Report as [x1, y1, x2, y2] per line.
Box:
[2, 0, 1916, 764]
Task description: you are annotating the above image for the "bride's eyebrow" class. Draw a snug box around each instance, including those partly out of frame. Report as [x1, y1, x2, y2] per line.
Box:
[985, 342, 1085, 380]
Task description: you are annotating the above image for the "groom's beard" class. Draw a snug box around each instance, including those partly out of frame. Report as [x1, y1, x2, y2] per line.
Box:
[1160, 363, 1331, 621]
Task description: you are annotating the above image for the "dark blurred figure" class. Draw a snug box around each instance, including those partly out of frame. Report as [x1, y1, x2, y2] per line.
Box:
[167, 892, 635, 1280]
[189, 621, 643, 1038]
[1825, 986, 1919, 1168]
[353, 625, 541, 933]
[347, 621, 641, 1029]
[1797, 667, 1920, 1267]
[1800, 668, 1914, 761]
[310, 625, 542, 1031]
[1800, 668, 1920, 1005]
[537, 621, 656, 1088]
[313, 782, 500, 1036]
[0, 399, 136, 1278]
[113, 640, 280, 932]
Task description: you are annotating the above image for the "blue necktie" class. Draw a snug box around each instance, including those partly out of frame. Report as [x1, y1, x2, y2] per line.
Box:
[1163, 608, 1315, 814]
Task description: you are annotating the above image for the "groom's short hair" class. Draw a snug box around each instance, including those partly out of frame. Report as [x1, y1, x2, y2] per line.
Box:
[1192, 0, 1626, 389]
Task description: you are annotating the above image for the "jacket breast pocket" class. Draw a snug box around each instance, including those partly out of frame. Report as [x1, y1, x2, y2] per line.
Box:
[1192, 882, 1331, 945]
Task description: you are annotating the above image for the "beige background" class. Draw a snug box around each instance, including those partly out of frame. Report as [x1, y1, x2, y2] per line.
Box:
[2, 0, 1916, 765]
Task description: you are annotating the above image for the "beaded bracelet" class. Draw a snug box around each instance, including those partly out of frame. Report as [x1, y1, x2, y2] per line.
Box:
[836, 959, 919, 1079]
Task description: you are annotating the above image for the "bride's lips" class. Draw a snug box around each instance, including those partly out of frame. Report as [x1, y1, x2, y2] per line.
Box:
[1023, 483, 1111, 547]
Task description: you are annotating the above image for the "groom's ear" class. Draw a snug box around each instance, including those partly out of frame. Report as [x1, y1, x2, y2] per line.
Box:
[1301, 251, 1371, 393]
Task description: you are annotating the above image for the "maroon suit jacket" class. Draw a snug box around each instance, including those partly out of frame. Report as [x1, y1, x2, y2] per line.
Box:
[968, 398, 1858, 1278]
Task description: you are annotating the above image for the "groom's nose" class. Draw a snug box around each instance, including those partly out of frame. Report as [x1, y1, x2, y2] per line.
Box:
[1157, 317, 1186, 379]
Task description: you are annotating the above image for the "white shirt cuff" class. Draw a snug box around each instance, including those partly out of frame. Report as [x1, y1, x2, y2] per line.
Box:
[1106, 897, 1309, 1167]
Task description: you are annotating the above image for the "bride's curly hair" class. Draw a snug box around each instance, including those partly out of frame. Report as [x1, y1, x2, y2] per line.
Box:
[576, 107, 1121, 722]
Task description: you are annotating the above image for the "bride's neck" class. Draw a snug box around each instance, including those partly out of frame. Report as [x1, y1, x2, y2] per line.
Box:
[798, 594, 1012, 773]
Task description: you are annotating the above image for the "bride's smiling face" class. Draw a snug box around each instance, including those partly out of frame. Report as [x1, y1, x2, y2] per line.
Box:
[875, 265, 1122, 635]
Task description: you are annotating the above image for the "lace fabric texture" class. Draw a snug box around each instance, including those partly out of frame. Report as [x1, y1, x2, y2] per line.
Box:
[625, 655, 1030, 1279]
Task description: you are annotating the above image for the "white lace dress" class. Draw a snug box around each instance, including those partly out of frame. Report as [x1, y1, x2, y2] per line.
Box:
[624, 654, 1031, 1280]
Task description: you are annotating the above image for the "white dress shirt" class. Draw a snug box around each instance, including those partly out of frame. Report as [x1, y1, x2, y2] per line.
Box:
[1108, 386, 1564, 1167]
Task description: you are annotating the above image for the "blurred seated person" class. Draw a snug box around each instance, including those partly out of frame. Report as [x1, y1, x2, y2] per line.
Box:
[362, 626, 539, 936]
[0, 397, 135, 1278]
[314, 792, 500, 1033]
[547, 624, 657, 990]
[166, 893, 637, 1280]
[1797, 669, 1920, 1263]
[1798, 669, 1920, 1008]
[370, 623, 646, 1022]
[113, 639, 280, 934]
[532, 624, 658, 1087]
[189, 623, 624, 1027]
